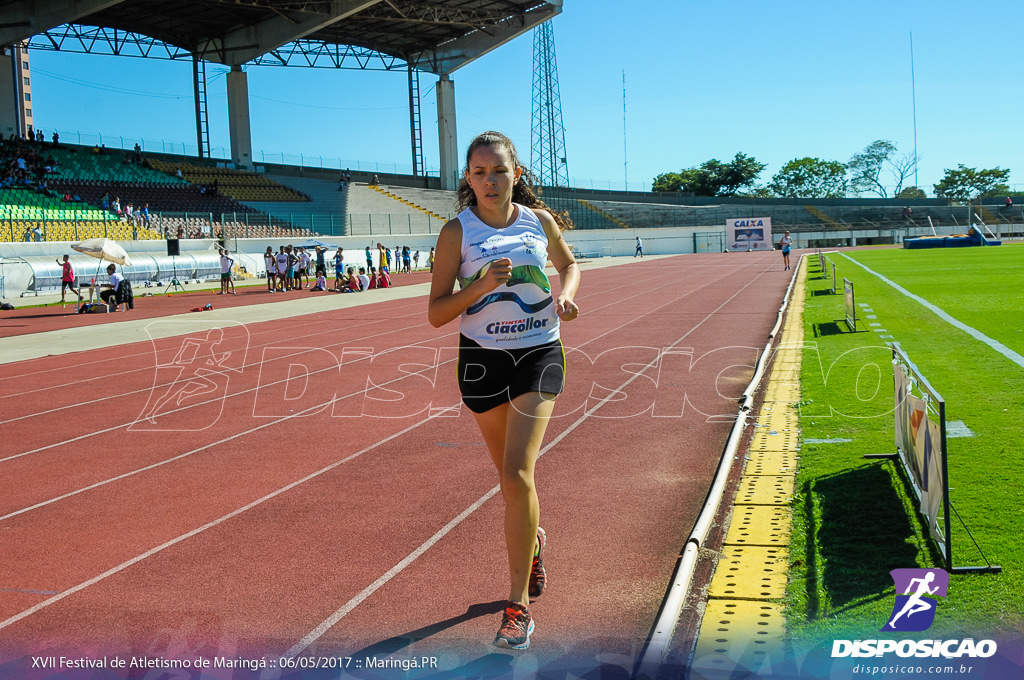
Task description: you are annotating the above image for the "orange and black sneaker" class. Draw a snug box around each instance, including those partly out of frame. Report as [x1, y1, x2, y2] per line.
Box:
[494, 601, 534, 650]
[528, 527, 547, 598]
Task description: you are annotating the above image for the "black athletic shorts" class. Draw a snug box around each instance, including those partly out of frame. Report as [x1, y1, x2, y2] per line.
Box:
[457, 334, 565, 414]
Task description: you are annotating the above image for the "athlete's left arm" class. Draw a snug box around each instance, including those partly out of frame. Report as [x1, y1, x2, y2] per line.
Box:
[538, 210, 581, 321]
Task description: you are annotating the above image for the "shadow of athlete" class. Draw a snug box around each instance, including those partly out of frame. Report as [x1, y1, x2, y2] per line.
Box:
[887, 571, 938, 629]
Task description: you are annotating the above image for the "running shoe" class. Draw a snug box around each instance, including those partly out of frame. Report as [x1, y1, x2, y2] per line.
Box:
[494, 601, 534, 650]
[528, 527, 547, 598]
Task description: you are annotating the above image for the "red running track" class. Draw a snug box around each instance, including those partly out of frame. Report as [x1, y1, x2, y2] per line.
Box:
[0, 252, 792, 678]
[0, 271, 434, 339]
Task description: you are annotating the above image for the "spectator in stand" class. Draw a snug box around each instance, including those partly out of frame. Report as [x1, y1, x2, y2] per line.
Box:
[124, 202, 134, 225]
[1005, 197, 1013, 209]
[51, 131, 59, 147]
[112, 196, 122, 218]
[902, 206, 913, 219]
[264, 246, 277, 293]
[140, 203, 151, 226]
[370, 173, 380, 186]
[56, 254, 80, 303]
[36, 129, 44, 143]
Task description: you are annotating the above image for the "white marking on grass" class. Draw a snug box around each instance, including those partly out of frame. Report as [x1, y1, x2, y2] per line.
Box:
[946, 421, 975, 438]
[839, 253, 1024, 369]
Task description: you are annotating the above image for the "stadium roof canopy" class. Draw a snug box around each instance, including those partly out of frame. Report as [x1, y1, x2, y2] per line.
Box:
[1, 0, 561, 74]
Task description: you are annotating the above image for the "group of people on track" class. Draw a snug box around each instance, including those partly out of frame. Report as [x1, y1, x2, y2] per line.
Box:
[261, 243, 435, 295]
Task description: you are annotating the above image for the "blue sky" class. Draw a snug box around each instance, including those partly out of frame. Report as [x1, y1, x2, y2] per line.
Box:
[27, 0, 1022, 194]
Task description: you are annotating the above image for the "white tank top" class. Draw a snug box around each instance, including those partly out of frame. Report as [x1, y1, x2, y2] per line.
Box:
[457, 204, 559, 349]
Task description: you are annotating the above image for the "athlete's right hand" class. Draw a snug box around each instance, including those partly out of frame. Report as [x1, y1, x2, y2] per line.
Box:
[478, 258, 513, 291]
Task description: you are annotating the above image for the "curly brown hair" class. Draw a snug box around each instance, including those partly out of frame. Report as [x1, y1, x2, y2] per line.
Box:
[455, 131, 573, 231]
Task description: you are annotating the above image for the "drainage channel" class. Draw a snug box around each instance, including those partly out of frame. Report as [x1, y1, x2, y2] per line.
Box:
[688, 259, 806, 678]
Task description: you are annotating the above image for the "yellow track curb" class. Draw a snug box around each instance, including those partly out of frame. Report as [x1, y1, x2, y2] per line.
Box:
[691, 257, 806, 677]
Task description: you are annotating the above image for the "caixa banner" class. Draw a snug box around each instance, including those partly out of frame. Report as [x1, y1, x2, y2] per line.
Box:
[726, 217, 773, 252]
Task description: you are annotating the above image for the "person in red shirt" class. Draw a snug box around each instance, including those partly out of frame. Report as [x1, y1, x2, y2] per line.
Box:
[56, 254, 80, 303]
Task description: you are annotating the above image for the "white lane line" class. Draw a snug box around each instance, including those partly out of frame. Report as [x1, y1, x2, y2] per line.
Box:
[0, 265, 705, 528]
[0, 417, 433, 634]
[0, 257, 779, 643]
[839, 253, 1024, 369]
[287, 260, 781, 655]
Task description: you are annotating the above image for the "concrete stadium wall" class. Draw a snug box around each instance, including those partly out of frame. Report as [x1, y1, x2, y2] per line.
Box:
[6, 221, 1015, 300]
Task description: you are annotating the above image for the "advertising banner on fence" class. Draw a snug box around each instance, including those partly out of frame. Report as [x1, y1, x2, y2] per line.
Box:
[893, 362, 945, 542]
[843, 278, 856, 331]
[725, 217, 772, 252]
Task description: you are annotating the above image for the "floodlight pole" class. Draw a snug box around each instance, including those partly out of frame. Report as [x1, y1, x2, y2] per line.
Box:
[622, 70, 627, 191]
[910, 32, 918, 191]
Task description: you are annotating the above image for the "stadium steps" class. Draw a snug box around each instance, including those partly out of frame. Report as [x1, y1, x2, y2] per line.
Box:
[977, 206, 999, 226]
[369, 184, 448, 221]
[147, 159, 310, 203]
[344, 182, 441, 235]
[803, 205, 845, 230]
[578, 199, 632, 229]
[379, 185, 457, 220]
[241, 173, 349, 236]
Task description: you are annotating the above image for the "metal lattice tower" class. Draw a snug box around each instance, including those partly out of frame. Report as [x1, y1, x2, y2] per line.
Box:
[530, 21, 568, 187]
[192, 56, 211, 159]
[408, 65, 425, 176]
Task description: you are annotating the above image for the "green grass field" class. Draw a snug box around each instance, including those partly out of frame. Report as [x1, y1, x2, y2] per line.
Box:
[785, 243, 1024, 650]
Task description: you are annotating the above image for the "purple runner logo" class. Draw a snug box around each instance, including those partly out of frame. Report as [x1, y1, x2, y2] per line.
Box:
[882, 568, 949, 632]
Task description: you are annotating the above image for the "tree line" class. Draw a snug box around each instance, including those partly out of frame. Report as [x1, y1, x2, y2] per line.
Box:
[651, 140, 1015, 202]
